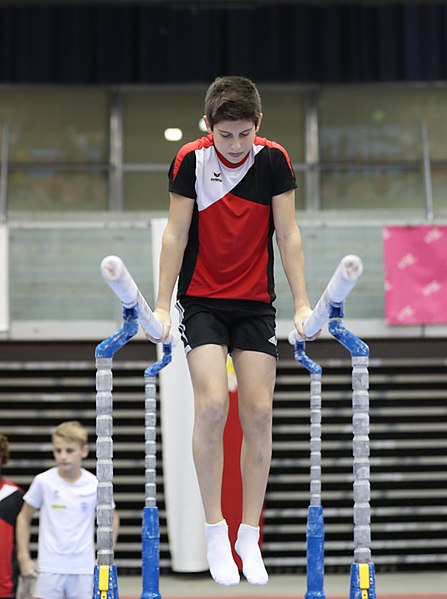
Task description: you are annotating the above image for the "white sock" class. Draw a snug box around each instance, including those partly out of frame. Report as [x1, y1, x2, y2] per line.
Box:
[204, 520, 240, 586]
[235, 523, 269, 585]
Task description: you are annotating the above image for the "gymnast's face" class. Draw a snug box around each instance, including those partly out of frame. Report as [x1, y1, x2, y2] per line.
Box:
[205, 116, 262, 164]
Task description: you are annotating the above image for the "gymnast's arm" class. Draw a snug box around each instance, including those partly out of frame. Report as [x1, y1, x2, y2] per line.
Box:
[152, 192, 195, 341]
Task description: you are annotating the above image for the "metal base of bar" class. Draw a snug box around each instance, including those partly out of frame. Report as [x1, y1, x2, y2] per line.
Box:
[305, 505, 326, 599]
[349, 562, 376, 599]
[93, 564, 119, 599]
[141, 506, 161, 599]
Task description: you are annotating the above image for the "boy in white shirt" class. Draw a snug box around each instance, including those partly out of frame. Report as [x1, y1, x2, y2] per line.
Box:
[16, 421, 119, 599]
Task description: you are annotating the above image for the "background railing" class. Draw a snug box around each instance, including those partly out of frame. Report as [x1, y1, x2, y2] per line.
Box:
[2, 83, 447, 216]
[3, 214, 447, 341]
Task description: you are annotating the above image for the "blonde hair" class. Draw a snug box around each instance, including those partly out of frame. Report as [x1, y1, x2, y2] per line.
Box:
[0, 433, 10, 466]
[52, 421, 88, 446]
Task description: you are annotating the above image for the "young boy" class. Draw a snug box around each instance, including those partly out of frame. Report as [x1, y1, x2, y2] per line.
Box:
[16, 421, 119, 599]
[152, 76, 317, 586]
[0, 433, 24, 599]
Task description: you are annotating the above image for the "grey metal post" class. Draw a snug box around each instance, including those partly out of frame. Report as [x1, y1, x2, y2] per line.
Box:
[94, 307, 139, 574]
[141, 344, 172, 599]
[292, 340, 325, 599]
[310, 373, 323, 507]
[108, 92, 123, 211]
[304, 91, 321, 211]
[144, 376, 157, 508]
[351, 354, 371, 564]
[420, 121, 434, 221]
[328, 310, 376, 599]
[95, 356, 115, 566]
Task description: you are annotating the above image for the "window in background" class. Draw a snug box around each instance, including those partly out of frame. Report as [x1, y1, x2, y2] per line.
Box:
[123, 172, 170, 211]
[257, 89, 305, 160]
[123, 89, 204, 164]
[259, 89, 306, 211]
[122, 89, 203, 210]
[8, 171, 107, 211]
[321, 167, 425, 212]
[0, 88, 109, 211]
[319, 86, 447, 212]
[3, 84, 445, 215]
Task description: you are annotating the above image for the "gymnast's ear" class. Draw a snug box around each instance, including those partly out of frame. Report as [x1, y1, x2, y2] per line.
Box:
[203, 115, 213, 133]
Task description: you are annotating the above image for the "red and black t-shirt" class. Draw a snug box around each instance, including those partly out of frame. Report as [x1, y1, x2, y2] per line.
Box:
[169, 134, 297, 304]
[0, 480, 24, 599]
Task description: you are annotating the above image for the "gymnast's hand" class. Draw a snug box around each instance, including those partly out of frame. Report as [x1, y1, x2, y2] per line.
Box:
[145, 307, 172, 344]
[294, 306, 321, 341]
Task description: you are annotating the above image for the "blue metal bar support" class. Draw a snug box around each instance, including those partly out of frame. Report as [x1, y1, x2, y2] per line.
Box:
[140, 343, 172, 599]
[328, 304, 376, 599]
[93, 307, 139, 599]
[293, 340, 325, 599]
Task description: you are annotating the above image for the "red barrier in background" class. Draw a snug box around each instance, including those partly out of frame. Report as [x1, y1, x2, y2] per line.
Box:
[222, 388, 243, 570]
[222, 358, 264, 571]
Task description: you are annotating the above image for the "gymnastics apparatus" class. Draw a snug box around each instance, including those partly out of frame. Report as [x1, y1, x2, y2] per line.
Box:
[93, 254, 376, 599]
[288, 255, 376, 599]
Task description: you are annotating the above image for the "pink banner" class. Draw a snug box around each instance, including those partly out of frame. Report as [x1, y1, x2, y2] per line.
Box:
[384, 225, 447, 324]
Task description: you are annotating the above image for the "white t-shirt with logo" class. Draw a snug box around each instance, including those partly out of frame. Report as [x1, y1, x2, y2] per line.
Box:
[23, 467, 97, 574]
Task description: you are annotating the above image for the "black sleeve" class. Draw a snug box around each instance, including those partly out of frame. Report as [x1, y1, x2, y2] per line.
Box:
[270, 147, 297, 197]
[168, 150, 197, 199]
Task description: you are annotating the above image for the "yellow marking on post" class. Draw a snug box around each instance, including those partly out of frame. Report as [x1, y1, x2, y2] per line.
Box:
[99, 565, 109, 591]
[359, 563, 370, 589]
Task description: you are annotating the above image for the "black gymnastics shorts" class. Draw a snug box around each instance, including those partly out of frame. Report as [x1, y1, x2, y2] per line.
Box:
[175, 296, 278, 358]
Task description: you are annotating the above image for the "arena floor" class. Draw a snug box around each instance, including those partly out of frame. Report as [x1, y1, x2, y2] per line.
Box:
[118, 571, 447, 598]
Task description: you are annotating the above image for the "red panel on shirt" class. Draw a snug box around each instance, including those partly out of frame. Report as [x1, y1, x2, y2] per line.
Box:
[186, 192, 271, 302]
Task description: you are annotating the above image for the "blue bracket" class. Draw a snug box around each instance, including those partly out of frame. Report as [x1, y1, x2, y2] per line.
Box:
[145, 343, 172, 378]
[327, 303, 369, 358]
[293, 340, 322, 376]
[95, 306, 139, 359]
